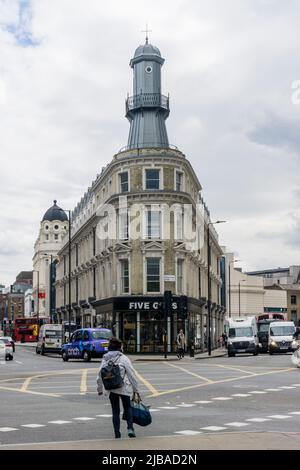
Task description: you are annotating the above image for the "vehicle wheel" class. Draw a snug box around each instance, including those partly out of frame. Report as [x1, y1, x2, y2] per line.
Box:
[82, 351, 91, 362]
[62, 351, 69, 362]
[269, 351, 273, 355]
[9, 356, 13, 361]
[36, 347, 40, 354]
[228, 353, 235, 357]
[253, 352, 258, 356]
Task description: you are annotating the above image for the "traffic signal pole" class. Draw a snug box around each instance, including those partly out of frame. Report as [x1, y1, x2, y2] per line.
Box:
[164, 291, 172, 359]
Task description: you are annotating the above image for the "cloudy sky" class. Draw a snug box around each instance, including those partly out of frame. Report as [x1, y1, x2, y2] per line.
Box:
[0, 0, 300, 285]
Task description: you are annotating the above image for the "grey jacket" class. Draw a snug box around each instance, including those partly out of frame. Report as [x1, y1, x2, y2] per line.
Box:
[97, 351, 139, 397]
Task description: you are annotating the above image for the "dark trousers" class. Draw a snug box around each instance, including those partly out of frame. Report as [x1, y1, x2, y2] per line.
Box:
[177, 347, 184, 358]
[109, 392, 133, 434]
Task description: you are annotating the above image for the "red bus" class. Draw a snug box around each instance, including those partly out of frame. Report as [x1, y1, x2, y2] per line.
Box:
[13, 317, 50, 342]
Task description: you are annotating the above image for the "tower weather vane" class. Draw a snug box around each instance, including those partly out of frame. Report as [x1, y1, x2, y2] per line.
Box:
[142, 23, 152, 44]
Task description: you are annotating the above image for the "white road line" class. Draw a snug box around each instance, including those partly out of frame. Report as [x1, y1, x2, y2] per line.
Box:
[201, 426, 227, 431]
[194, 400, 212, 404]
[0, 427, 18, 432]
[278, 386, 296, 389]
[289, 412, 300, 415]
[231, 394, 251, 397]
[264, 388, 282, 391]
[149, 409, 160, 412]
[95, 414, 112, 418]
[21, 424, 46, 428]
[212, 397, 233, 401]
[73, 417, 95, 421]
[224, 422, 249, 427]
[246, 418, 271, 422]
[249, 391, 267, 394]
[177, 404, 196, 407]
[175, 430, 202, 435]
[267, 415, 292, 419]
[48, 421, 72, 425]
[291, 384, 300, 387]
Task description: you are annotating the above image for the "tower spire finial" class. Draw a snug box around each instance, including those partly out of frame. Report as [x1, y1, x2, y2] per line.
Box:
[142, 23, 152, 44]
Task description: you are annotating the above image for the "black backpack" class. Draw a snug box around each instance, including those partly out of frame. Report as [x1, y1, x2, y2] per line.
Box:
[101, 356, 123, 390]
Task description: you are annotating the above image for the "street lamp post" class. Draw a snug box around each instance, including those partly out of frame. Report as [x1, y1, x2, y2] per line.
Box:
[207, 220, 226, 356]
[58, 208, 72, 342]
[228, 259, 241, 318]
[33, 270, 40, 321]
[43, 254, 56, 323]
[238, 280, 246, 317]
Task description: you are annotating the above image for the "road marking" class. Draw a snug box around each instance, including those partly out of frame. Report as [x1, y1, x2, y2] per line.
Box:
[267, 415, 292, 419]
[21, 376, 33, 392]
[212, 397, 233, 401]
[163, 362, 214, 383]
[248, 391, 267, 394]
[0, 427, 18, 432]
[232, 393, 251, 397]
[224, 422, 249, 427]
[146, 366, 295, 398]
[134, 369, 160, 396]
[278, 386, 295, 389]
[246, 418, 271, 422]
[194, 400, 212, 404]
[264, 388, 282, 391]
[289, 412, 300, 415]
[16, 361, 23, 364]
[96, 414, 112, 418]
[215, 364, 257, 376]
[177, 403, 196, 407]
[175, 430, 202, 435]
[0, 385, 61, 398]
[291, 384, 300, 386]
[73, 417, 95, 421]
[201, 426, 227, 431]
[21, 424, 46, 428]
[48, 421, 72, 425]
[80, 370, 88, 394]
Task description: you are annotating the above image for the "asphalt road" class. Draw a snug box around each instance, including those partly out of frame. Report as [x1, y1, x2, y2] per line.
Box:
[1, 345, 300, 447]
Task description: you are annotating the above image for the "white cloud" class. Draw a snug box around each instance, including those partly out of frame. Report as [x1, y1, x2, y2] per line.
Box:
[0, 0, 300, 284]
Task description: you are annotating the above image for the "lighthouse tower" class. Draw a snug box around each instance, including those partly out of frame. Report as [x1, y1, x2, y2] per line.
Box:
[126, 35, 169, 149]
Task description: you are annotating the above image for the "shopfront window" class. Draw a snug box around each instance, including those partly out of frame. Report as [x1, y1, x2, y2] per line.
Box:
[123, 312, 136, 353]
[139, 311, 165, 353]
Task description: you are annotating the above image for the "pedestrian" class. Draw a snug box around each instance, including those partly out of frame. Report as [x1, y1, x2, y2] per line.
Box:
[97, 337, 140, 439]
[176, 329, 185, 359]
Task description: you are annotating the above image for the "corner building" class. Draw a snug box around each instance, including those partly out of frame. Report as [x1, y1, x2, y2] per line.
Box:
[55, 39, 226, 353]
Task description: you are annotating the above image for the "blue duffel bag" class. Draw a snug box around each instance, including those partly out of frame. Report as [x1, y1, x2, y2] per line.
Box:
[131, 400, 152, 427]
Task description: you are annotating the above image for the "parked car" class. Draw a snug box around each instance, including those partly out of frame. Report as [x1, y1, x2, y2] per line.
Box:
[0, 341, 6, 361]
[0, 338, 13, 360]
[61, 328, 112, 362]
[0, 336, 15, 352]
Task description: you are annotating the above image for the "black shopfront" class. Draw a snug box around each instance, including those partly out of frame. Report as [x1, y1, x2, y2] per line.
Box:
[91, 295, 208, 354]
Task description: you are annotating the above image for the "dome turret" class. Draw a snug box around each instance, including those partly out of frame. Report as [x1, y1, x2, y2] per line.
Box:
[42, 200, 68, 222]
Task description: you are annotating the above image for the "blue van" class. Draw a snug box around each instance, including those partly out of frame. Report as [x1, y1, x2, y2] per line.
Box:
[61, 328, 112, 362]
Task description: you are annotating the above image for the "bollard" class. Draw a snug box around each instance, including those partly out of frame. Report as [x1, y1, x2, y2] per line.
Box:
[190, 342, 195, 357]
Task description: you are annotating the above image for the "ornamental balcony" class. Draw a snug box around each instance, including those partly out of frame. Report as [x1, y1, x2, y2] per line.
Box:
[126, 92, 169, 115]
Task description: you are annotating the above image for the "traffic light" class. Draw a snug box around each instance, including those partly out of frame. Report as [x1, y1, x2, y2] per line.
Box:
[179, 295, 188, 320]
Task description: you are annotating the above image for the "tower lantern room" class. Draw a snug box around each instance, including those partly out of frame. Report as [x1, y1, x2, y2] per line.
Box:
[126, 38, 170, 150]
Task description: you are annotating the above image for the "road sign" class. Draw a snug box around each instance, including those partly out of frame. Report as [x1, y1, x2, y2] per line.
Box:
[164, 275, 176, 282]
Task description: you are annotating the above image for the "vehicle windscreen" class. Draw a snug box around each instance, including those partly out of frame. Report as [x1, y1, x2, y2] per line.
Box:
[270, 326, 295, 336]
[229, 327, 253, 338]
[258, 323, 269, 333]
[45, 330, 62, 339]
[91, 330, 112, 340]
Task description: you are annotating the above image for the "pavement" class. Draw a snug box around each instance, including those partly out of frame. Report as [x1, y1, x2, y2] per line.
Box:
[15, 342, 227, 361]
[1, 431, 300, 450]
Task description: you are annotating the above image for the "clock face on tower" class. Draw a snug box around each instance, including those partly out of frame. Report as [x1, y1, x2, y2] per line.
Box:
[145, 66, 153, 74]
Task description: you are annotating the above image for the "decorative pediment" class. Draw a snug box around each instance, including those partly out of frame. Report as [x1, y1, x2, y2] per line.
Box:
[141, 241, 165, 253]
[113, 242, 132, 253]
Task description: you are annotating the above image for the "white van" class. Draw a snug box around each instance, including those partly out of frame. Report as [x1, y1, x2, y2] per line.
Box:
[268, 321, 298, 354]
[225, 316, 259, 357]
[36, 324, 62, 355]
